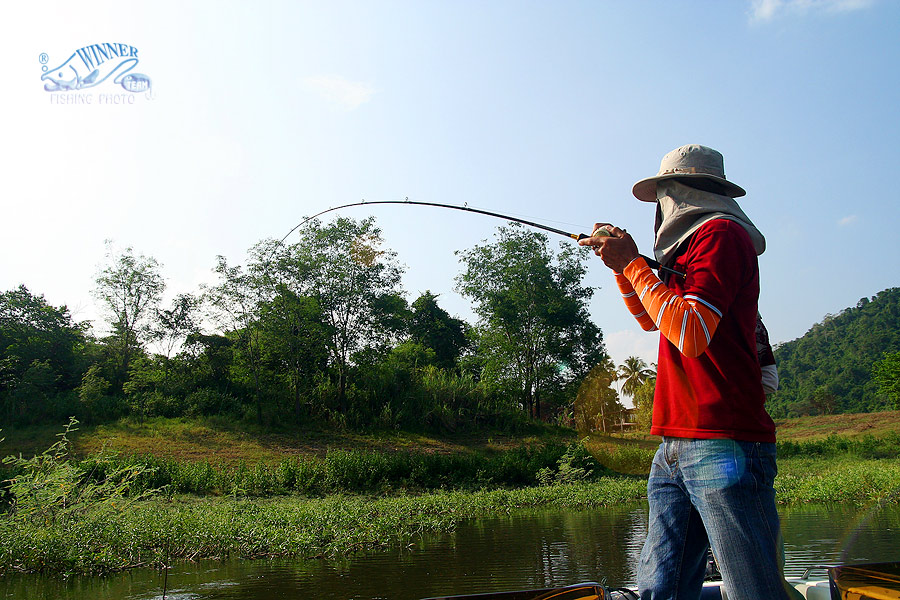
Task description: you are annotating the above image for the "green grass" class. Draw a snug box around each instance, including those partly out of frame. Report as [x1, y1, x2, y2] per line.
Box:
[2, 416, 579, 464]
[0, 479, 648, 576]
[776, 457, 900, 505]
[773, 410, 900, 441]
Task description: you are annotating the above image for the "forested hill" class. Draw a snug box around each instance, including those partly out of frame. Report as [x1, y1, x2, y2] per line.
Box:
[768, 287, 900, 417]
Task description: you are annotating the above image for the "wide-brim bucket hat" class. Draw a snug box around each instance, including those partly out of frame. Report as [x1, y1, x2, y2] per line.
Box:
[632, 144, 746, 202]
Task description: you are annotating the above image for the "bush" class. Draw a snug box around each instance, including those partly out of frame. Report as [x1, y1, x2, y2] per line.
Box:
[184, 388, 241, 417]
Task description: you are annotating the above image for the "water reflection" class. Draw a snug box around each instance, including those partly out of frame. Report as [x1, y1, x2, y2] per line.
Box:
[2, 503, 898, 600]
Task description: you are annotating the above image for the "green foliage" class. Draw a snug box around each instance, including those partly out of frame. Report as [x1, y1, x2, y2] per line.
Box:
[873, 351, 900, 408]
[286, 217, 407, 410]
[0, 286, 87, 391]
[632, 378, 656, 432]
[775, 457, 900, 505]
[574, 361, 623, 433]
[59, 443, 579, 498]
[0, 286, 89, 425]
[258, 289, 329, 421]
[770, 287, 900, 417]
[93, 243, 165, 393]
[1, 418, 159, 526]
[1, 217, 615, 432]
[408, 291, 470, 370]
[456, 224, 607, 420]
[537, 439, 608, 485]
[76, 364, 126, 424]
[618, 356, 655, 398]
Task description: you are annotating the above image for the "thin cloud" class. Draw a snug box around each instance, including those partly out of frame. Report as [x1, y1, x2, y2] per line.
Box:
[303, 75, 376, 110]
[749, 0, 875, 22]
[838, 215, 858, 226]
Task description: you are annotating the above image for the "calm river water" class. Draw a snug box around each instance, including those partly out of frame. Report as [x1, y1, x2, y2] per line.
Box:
[3, 503, 898, 600]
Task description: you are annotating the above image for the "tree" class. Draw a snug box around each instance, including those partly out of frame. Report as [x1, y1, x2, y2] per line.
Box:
[278, 217, 406, 414]
[632, 376, 656, 432]
[456, 224, 607, 420]
[872, 351, 900, 409]
[182, 333, 233, 394]
[574, 360, 623, 433]
[0, 285, 87, 393]
[258, 288, 328, 421]
[204, 255, 268, 424]
[618, 356, 655, 399]
[0, 285, 88, 423]
[407, 291, 469, 370]
[93, 244, 165, 391]
[807, 386, 838, 416]
[149, 293, 200, 387]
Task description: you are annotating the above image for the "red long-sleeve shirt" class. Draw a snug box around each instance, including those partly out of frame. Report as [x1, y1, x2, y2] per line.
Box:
[618, 219, 775, 442]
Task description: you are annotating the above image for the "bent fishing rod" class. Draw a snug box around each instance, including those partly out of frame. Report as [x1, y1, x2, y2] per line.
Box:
[282, 199, 685, 278]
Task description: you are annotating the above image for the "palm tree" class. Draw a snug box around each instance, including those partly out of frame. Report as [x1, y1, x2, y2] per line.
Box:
[618, 356, 656, 398]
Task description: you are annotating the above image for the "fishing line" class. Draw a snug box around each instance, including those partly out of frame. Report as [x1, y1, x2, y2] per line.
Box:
[281, 198, 686, 278]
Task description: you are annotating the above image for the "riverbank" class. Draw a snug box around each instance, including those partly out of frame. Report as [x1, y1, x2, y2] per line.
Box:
[2, 456, 899, 576]
[0, 479, 647, 576]
[3, 415, 900, 577]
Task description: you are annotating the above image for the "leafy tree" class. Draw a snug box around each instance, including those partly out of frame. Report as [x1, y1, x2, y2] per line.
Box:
[0, 285, 87, 393]
[0, 286, 88, 423]
[407, 291, 469, 370]
[149, 293, 200, 386]
[77, 364, 114, 422]
[279, 217, 406, 414]
[807, 385, 838, 416]
[93, 244, 165, 392]
[182, 333, 234, 394]
[205, 255, 269, 423]
[872, 351, 900, 409]
[632, 376, 656, 432]
[122, 356, 166, 423]
[456, 224, 607, 420]
[258, 288, 328, 421]
[574, 360, 622, 433]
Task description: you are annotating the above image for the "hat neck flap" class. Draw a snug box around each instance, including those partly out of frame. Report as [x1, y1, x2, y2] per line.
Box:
[654, 180, 765, 268]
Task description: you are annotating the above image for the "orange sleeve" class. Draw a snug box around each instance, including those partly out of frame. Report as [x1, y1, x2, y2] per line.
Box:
[615, 272, 657, 332]
[620, 257, 722, 358]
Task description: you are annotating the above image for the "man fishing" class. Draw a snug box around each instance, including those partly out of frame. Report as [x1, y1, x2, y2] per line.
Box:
[578, 144, 793, 600]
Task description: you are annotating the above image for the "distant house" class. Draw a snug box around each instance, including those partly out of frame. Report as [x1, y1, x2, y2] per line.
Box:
[616, 407, 638, 431]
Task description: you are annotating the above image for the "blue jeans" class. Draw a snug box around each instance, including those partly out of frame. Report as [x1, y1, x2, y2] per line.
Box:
[637, 438, 791, 600]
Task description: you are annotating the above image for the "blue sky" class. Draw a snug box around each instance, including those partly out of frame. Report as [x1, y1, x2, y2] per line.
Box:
[3, 0, 899, 374]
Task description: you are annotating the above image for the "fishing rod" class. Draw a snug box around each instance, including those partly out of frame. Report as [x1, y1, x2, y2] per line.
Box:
[282, 199, 685, 278]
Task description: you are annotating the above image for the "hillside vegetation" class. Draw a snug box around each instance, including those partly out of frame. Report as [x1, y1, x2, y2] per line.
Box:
[769, 287, 900, 417]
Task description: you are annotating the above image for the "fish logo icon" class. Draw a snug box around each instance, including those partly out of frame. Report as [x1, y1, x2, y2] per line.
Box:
[41, 43, 147, 93]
